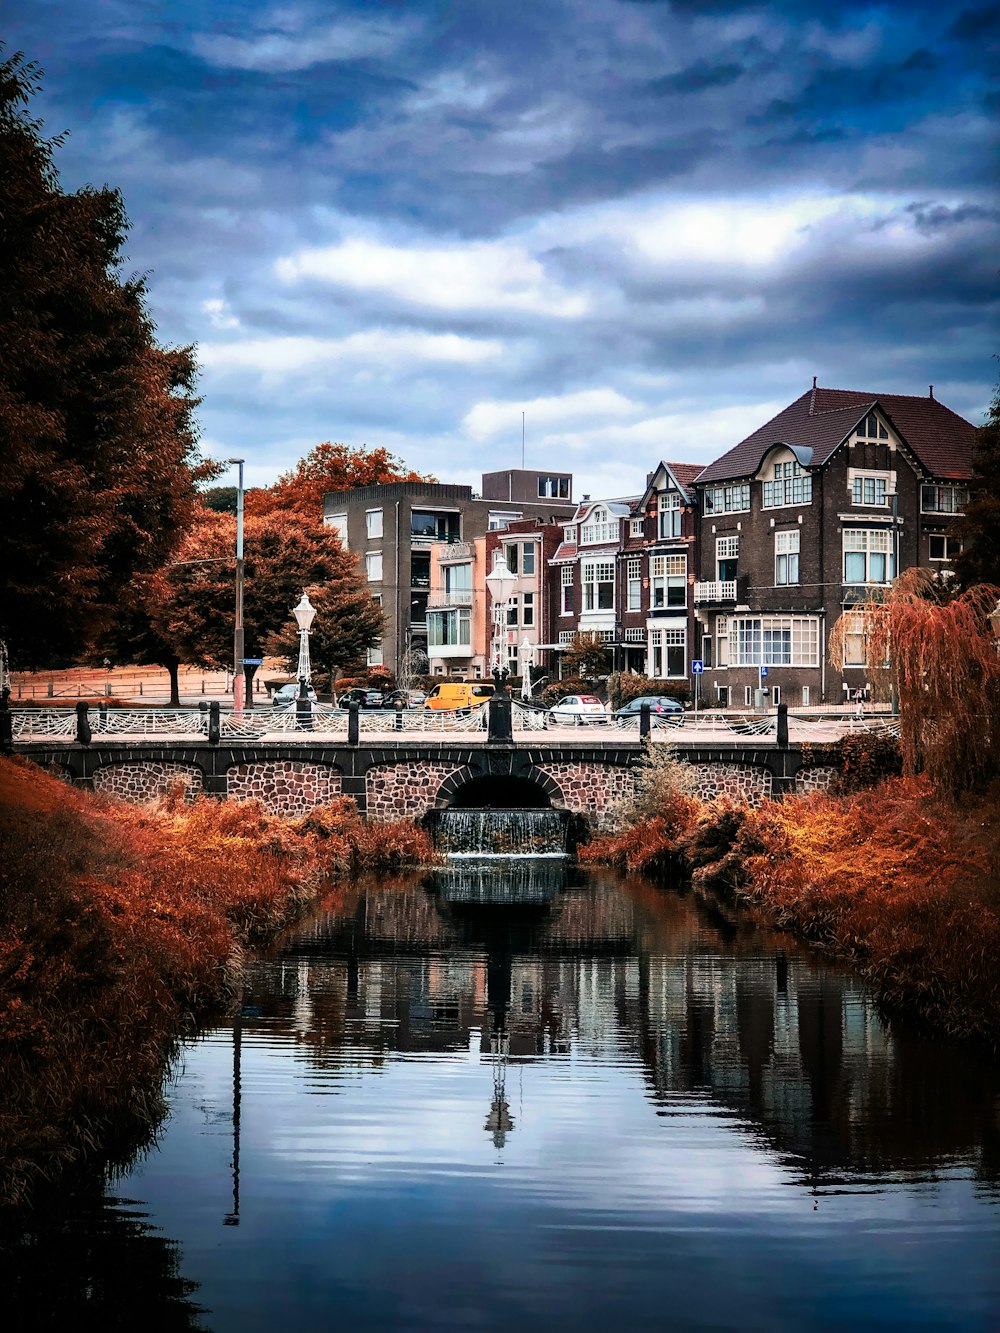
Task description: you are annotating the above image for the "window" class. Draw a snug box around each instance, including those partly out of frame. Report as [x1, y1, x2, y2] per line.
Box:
[325, 513, 348, 545]
[928, 534, 962, 561]
[505, 543, 519, 574]
[412, 510, 460, 541]
[523, 592, 535, 626]
[704, 483, 750, 514]
[563, 525, 577, 543]
[580, 509, 619, 544]
[729, 616, 820, 667]
[650, 627, 686, 678]
[775, 530, 800, 586]
[561, 566, 574, 614]
[624, 627, 644, 642]
[850, 473, 890, 507]
[558, 630, 575, 645]
[523, 544, 535, 575]
[840, 611, 867, 667]
[489, 511, 522, 530]
[702, 634, 713, 668]
[843, 529, 895, 584]
[716, 616, 729, 668]
[367, 641, 383, 667]
[365, 552, 382, 582]
[538, 475, 570, 499]
[627, 557, 642, 611]
[717, 685, 730, 707]
[717, 535, 739, 583]
[802, 686, 810, 706]
[365, 508, 383, 539]
[444, 562, 472, 594]
[583, 559, 615, 611]
[507, 595, 519, 626]
[854, 411, 889, 441]
[921, 485, 967, 514]
[630, 517, 644, 537]
[658, 491, 682, 539]
[650, 554, 686, 608]
[763, 461, 812, 508]
[427, 609, 471, 647]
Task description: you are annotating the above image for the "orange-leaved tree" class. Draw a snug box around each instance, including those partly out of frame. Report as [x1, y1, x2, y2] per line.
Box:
[159, 507, 383, 700]
[829, 569, 1000, 795]
[246, 441, 436, 520]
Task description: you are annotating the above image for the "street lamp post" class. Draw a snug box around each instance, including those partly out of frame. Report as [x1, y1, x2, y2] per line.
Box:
[227, 458, 245, 714]
[293, 592, 316, 686]
[519, 636, 536, 700]
[485, 554, 517, 684]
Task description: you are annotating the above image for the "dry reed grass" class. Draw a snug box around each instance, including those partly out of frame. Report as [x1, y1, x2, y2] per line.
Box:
[0, 757, 433, 1207]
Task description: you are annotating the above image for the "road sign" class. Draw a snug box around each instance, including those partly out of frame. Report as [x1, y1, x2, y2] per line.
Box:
[691, 659, 704, 674]
[760, 666, 768, 678]
[242, 657, 264, 665]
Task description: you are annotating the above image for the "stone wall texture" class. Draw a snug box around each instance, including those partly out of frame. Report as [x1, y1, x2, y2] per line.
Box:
[795, 765, 838, 795]
[687, 762, 772, 804]
[227, 761, 341, 817]
[367, 761, 460, 820]
[93, 761, 204, 803]
[537, 761, 633, 829]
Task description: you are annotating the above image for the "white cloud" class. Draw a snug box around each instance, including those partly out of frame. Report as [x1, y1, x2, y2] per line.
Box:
[199, 329, 503, 374]
[462, 388, 641, 442]
[201, 298, 240, 330]
[275, 236, 588, 317]
[192, 13, 414, 72]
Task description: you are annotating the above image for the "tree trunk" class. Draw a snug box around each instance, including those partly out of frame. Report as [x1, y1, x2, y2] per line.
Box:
[165, 657, 181, 708]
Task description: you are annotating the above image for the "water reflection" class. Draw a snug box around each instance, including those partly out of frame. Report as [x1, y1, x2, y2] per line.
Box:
[6, 865, 1000, 1333]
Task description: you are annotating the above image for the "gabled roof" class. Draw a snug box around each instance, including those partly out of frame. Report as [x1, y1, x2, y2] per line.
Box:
[640, 461, 702, 506]
[694, 387, 975, 486]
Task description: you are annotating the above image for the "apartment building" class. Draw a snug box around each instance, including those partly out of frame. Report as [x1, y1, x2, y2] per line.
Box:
[691, 384, 975, 707]
[323, 470, 574, 675]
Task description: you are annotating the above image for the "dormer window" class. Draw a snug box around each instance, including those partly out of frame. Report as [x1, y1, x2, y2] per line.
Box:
[762, 460, 812, 508]
[658, 491, 682, 539]
[580, 508, 618, 544]
[563, 525, 577, 543]
[854, 411, 889, 441]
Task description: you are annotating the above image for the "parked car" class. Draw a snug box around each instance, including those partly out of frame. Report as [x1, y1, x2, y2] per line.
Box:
[337, 687, 386, 709]
[548, 694, 608, 725]
[384, 689, 427, 709]
[271, 682, 318, 707]
[613, 695, 684, 726]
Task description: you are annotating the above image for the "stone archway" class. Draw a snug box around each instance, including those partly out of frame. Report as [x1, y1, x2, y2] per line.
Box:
[435, 763, 565, 810]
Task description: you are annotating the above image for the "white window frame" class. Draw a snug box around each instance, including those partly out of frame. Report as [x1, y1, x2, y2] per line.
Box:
[649, 626, 686, 678]
[775, 529, 800, 586]
[627, 557, 642, 611]
[649, 554, 686, 609]
[843, 529, 895, 585]
[582, 559, 615, 611]
[522, 592, 535, 627]
[365, 508, 383, 539]
[580, 509, 619, 545]
[729, 616, 820, 668]
[658, 491, 682, 539]
[630, 517, 644, 537]
[704, 483, 750, 514]
[763, 461, 812, 509]
[849, 472, 891, 507]
[560, 566, 574, 615]
[325, 513, 348, 546]
[928, 534, 962, 562]
[365, 551, 383, 582]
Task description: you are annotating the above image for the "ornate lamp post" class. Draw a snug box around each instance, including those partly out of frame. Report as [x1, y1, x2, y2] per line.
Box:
[519, 636, 536, 700]
[292, 592, 316, 688]
[226, 457, 245, 713]
[484, 554, 517, 686]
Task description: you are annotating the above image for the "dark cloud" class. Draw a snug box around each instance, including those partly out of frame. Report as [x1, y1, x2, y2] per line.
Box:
[649, 61, 744, 94]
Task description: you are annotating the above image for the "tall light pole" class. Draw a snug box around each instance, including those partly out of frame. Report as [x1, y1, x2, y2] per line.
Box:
[293, 593, 316, 686]
[227, 458, 245, 713]
[485, 553, 517, 683]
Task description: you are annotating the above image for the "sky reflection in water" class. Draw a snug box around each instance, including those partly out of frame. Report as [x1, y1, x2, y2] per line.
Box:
[13, 866, 1000, 1331]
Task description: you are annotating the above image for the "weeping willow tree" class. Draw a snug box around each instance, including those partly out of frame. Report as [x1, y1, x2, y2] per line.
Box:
[830, 570, 1000, 795]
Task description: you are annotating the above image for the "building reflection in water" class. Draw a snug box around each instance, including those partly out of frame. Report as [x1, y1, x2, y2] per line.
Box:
[238, 866, 1000, 1193]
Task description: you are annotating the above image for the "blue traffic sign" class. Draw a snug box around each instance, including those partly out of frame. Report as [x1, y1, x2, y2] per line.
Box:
[242, 657, 264, 665]
[691, 660, 704, 674]
[760, 666, 768, 678]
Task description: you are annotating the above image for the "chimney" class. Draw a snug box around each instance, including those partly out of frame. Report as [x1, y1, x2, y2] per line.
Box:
[929, 385, 934, 399]
[809, 376, 817, 414]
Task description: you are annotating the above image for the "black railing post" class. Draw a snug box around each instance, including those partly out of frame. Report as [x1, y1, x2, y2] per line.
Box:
[488, 694, 513, 744]
[777, 702, 789, 748]
[208, 701, 221, 744]
[394, 699, 404, 731]
[639, 702, 650, 739]
[348, 702, 360, 746]
[75, 701, 91, 746]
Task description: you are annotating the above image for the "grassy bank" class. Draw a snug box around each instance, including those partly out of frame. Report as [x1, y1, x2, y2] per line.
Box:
[0, 757, 433, 1207]
[582, 750, 1000, 1050]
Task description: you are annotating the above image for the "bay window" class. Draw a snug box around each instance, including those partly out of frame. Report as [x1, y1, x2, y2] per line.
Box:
[843, 529, 895, 585]
[583, 559, 615, 611]
[650, 554, 686, 608]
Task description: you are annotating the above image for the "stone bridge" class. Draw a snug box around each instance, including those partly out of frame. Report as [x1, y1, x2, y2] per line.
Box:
[14, 732, 836, 825]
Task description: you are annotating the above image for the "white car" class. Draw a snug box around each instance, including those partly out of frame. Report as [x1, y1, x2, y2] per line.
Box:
[271, 682, 317, 707]
[548, 694, 609, 725]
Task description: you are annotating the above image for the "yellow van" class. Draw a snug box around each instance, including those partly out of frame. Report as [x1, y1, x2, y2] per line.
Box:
[423, 681, 496, 711]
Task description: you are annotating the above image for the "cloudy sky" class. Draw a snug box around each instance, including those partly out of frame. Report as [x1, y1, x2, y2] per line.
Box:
[6, 0, 997, 496]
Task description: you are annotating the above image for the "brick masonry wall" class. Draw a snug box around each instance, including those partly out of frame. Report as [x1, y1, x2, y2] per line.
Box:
[537, 762, 633, 829]
[794, 765, 837, 795]
[227, 761, 341, 817]
[93, 761, 204, 803]
[687, 762, 772, 804]
[367, 761, 462, 820]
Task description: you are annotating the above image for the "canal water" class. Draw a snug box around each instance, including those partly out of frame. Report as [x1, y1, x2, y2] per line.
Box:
[6, 862, 1000, 1332]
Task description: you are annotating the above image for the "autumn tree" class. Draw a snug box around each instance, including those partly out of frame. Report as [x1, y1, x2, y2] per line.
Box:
[561, 632, 611, 682]
[829, 569, 1000, 795]
[0, 51, 210, 667]
[953, 371, 1000, 589]
[246, 441, 435, 519]
[160, 508, 383, 700]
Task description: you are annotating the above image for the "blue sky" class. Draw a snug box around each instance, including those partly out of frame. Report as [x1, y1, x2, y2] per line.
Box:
[6, 0, 998, 496]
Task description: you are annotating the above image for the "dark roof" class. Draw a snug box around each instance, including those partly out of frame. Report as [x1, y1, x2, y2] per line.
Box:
[694, 387, 976, 485]
[668, 462, 704, 492]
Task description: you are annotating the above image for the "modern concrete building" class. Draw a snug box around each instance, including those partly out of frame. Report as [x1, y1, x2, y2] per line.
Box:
[323, 469, 574, 676]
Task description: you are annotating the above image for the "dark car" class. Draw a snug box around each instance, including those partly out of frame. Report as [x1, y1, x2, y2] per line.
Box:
[613, 695, 684, 726]
[337, 688, 386, 709]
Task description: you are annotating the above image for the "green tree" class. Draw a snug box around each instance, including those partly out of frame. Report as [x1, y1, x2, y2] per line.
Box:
[161, 508, 383, 702]
[0, 51, 210, 667]
[953, 371, 1000, 589]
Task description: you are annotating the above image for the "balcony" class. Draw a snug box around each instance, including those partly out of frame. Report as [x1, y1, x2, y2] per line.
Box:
[694, 579, 737, 605]
[427, 589, 473, 608]
[438, 541, 475, 561]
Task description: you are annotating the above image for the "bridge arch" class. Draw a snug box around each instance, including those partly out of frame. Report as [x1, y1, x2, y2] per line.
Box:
[434, 764, 565, 811]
